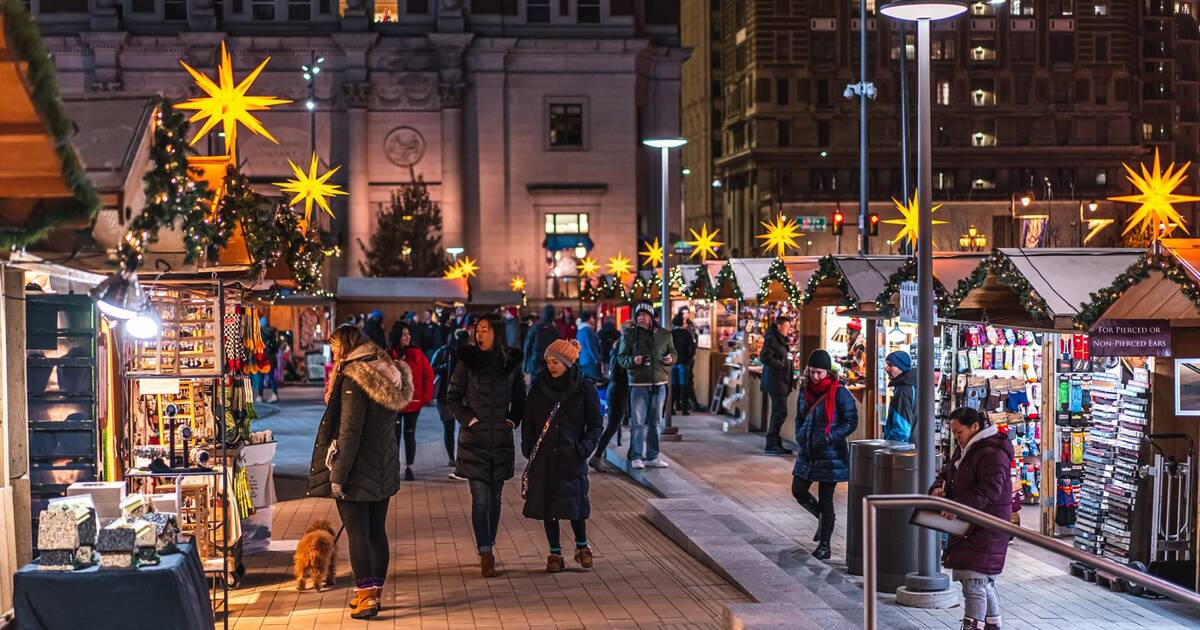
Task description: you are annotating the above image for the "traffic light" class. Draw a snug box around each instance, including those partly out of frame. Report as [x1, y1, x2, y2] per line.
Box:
[868, 213, 880, 236]
[832, 209, 845, 236]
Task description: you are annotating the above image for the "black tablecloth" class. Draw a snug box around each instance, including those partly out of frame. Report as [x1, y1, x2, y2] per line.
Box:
[14, 542, 214, 630]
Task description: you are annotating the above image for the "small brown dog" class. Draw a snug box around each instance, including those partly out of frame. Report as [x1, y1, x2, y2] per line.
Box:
[294, 519, 338, 592]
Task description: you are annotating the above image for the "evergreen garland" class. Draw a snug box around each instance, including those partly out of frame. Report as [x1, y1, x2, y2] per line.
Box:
[1073, 251, 1200, 329]
[687, 267, 715, 300]
[116, 101, 213, 272]
[357, 168, 449, 277]
[712, 260, 743, 300]
[0, 0, 101, 249]
[669, 266, 687, 296]
[220, 168, 278, 272]
[948, 251, 1054, 324]
[802, 255, 857, 308]
[757, 258, 803, 304]
[874, 257, 955, 318]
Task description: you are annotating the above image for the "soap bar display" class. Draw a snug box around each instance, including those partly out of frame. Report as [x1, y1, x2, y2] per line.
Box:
[36, 502, 98, 571]
[97, 526, 137, 570]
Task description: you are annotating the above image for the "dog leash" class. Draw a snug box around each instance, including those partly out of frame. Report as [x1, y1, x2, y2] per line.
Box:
[334, 524, 345, 544]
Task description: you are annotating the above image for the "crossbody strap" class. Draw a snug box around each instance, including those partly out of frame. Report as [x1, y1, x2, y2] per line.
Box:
[521, 402, 562, 499]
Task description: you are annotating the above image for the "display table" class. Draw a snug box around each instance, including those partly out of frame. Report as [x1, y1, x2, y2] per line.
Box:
[13, 542, 213, 630]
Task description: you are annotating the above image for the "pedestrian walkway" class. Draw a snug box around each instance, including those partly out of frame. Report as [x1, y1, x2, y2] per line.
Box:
[633, 412, 1200, 629]
[226, 403, 748, 629]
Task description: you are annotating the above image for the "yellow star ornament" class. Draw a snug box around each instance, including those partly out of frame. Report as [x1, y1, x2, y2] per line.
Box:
[443, 262, 462, 279]
[885, 190, 946, 248]
[686, 224, 724, 261]
[455, 256, 479, 279]
[577, 256, 600, 277]
[510, 276, 526, 292]
[757, 214, 802, 258]
[607, 253, 633, 277]
[274, 153, 348, 227]
[1110, 149, 1200, 240]
[639, 238, 663, 268]
[177, 41, 292, 155]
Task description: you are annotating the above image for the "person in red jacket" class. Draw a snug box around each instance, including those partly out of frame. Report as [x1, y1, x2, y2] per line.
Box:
[390, 321, 434, 481]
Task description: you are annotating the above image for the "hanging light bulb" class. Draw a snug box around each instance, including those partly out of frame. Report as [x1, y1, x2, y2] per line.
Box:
[125, 310, 162, 340]
[91, 272, 148, 320]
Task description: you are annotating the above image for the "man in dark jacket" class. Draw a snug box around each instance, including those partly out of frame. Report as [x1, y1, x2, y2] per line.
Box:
[523, 304, 561, 377]
[760, 315, 794, 455]
[670, 312, 697, 415]
[591, 327, 631, 472]
[362, 310, 387, 349]
[432, 329, 470, 479]
[617, 302, 676, 469]
[597, 316, 620, 371]
[883, 350, 918, 443]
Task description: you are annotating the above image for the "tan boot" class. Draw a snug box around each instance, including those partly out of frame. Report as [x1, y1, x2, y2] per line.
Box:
[574, 546, 594, 570]
[480, 551, 498, 578]
[350, 587, 379, 619]
[546, 554, 565, 573]
[347, 586, 381, 609]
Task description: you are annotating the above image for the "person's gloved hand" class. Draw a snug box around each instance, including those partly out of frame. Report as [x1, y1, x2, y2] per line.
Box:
[331, 483, 346, 499]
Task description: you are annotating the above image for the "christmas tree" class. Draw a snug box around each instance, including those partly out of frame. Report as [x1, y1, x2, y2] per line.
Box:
[358, 168, 450, 277]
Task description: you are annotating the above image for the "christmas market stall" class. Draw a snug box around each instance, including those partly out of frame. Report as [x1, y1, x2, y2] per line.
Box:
[800, 255, 908, 442]
[336, 275, 469, 325]
[945, 248, 1142, 540]
[670, 263, 718, 406]
[1064, 238, 1200, 592]
[580, 274, 631, 324]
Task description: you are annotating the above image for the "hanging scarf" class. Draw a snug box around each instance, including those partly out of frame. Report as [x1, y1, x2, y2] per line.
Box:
[804, 375, 839, 436]
[538, 364, 583, 403]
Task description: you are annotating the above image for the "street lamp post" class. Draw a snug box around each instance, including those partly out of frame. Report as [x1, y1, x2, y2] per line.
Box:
[880, 0, 966, 611]
[302, 53, 326, 157]
[642, 137, 687, 328]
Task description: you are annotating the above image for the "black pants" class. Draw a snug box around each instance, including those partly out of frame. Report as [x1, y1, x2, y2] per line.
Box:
[468, 479, 504, 553]
[765, 392, 788, 447]
[792, 477, 837, 545]
[336, 498, 390, 588]
[544, 519, 588, 553]
[396, 411, 420, 466]
[595, 387, 627, 456]
[685, 362, 699, 409]
[436, 400, 456, 461]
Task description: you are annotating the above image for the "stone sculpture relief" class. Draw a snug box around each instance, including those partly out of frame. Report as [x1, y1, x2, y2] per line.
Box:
[383, 126, 426, 168]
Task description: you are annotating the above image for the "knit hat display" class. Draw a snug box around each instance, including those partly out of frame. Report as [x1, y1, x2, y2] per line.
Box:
[545, 339, 582, 367]
[886, 350, 913, 372]
[807, 349, 833, 371]
[634, 301, 656, 319]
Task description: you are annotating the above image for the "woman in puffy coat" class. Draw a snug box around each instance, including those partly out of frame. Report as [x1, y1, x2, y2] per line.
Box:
[522, 339, 604, 572]
[932, 407, 1014, 630]
[307, 325, 413, 619]
[791, 349, 858, 561]
[390, 321, 434, 481]
[446, 313, 526, 578]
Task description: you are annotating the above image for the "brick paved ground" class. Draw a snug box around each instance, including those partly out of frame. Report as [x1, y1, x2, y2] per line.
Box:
[655, 411, 1200, 630]
[225, 396, 747, 629]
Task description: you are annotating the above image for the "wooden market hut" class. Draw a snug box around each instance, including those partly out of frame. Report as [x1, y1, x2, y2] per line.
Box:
[874, 252, 988, 317]
[335, 276, 469, 325]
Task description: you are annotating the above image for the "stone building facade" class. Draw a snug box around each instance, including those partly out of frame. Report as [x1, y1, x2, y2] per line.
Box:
[31, 0, 683, 299]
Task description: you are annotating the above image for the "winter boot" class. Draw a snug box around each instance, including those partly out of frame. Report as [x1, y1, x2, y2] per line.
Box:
[350, 587, 380, 620]
[589, 456, 607, 473]
[574, 546, 594, 569]
[546, 554, 565, 573]
[347, 585, 381, 609]
[984, 616, 1002, 630]
[480, 551, 498, 578]
[960, 617, 985, 630]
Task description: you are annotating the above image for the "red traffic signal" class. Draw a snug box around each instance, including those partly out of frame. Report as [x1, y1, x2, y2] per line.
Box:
[868, 213, 880, 236]
[832, 209, 845, 236]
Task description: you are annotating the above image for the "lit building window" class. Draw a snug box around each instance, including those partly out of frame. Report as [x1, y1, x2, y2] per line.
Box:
[544, 213, 592, 300]
[548, 103, 585, 148]
[1094, 2, 1108, 15]
[936, 80, 952, 105]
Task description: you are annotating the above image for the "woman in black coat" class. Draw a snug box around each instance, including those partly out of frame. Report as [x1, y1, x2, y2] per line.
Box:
[522, 339, 604, 572]
[446, 313, 526, 578]
[307, 325, 412, 619]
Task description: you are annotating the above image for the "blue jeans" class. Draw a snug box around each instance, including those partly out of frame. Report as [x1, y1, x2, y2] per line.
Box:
[468, 479, 504, 553]
[628, 384, 665, 462]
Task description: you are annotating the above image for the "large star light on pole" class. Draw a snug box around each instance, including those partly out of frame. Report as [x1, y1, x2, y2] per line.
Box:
[686, 223, 724, 261]
[177, 41, 292, 155]
[1110, 149, 1200, 240]
[756, 214, 802, 258]
[885, 190, 946, 248]
[639, 238, 663, 268]
[577, 256, 601, 277]
[274, 153, 348, 228]
[607, 253, 633, 277]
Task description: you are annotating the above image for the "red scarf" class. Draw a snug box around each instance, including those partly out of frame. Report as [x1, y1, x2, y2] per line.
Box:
[804, 375, 839, 436]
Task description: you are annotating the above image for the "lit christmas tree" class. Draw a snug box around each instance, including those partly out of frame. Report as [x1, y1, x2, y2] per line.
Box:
[358, 168, 450, 277]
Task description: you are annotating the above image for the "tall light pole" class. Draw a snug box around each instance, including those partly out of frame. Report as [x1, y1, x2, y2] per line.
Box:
[301, 53, 326, 157]
[880, 0, 966, 610]
[642, 137, 687, 327]
[846, 0, 877, 255]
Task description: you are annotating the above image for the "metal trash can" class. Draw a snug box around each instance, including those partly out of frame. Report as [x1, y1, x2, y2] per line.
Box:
[847, 439, 906, 575]
[872, 446, 920, 593]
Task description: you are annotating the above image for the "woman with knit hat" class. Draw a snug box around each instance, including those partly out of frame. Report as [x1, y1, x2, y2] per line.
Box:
[522, 338, 605, 572]
[791, 349, 859, 560]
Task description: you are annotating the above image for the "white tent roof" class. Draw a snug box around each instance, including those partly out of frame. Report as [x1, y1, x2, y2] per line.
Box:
[997, 248, 1142, 318]
[336, 276, 469, 301]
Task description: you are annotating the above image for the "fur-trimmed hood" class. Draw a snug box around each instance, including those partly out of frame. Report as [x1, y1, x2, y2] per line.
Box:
[457, 344, 524, 374]
[342, 354, 414, 412]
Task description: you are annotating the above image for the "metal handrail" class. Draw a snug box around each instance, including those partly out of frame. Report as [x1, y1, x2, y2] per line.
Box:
[863, 494, 1200, 629]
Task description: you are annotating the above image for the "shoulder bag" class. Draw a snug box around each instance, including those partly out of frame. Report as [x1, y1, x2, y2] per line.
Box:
[521, 402, 562, 499]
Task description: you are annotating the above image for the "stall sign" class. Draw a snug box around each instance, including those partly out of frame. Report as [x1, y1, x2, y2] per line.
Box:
[898, 281, 938, 324]
[139, 378, 181, 395]
[1089, 319, 1172, 357]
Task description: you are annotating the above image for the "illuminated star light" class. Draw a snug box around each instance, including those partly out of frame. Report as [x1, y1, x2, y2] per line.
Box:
[1110, 149, 1200, 240]
[884, 190, 947, 248]
[686, 224, 724, 261]
[177, 41, 292, 155]
[274, 153, 348, 227]
[444, 261, 463, 279]
[577, 256, 601, 277]
[639, 238, 664, 268]
[757, 214, 802, 258]
[455, 256, 479, 279]
[607, 253, 633, 277]
[510, 276, 526, 292]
